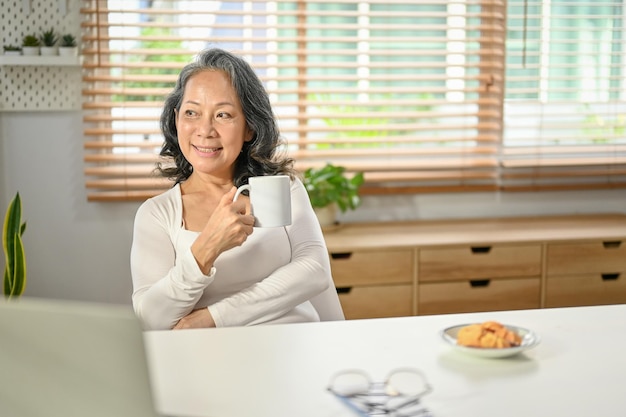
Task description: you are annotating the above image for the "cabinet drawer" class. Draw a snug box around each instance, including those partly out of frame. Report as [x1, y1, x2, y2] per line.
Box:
[338, 284, 413, 319]
[418, 277, 541, 315]
[546, 241, 626, 275]
[546, 272, 626, 307]
[419, 245, 541, 282]
[330, 249, 413, 287]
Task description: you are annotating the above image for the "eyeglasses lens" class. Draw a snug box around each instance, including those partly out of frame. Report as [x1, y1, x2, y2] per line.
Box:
[386, 370, 427, 397]
[331, 372, 370, 397]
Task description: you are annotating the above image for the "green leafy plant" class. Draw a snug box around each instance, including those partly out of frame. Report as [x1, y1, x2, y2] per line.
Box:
[3, 45, 21, 52]
[303, 164, 364, 213]
[40, 28, 59, 47]
[22, 35, 40, 47]
[3, 193, 27, 299]
[60, 34, 77, 47]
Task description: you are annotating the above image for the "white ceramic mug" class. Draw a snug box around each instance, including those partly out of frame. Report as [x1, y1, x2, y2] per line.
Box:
[233, 175, 292, 227]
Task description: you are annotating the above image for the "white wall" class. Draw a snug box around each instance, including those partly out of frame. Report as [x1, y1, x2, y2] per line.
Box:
[1, 112, 625, 305]
[1, 112, 140, 305]
[340, 188, 626, 223]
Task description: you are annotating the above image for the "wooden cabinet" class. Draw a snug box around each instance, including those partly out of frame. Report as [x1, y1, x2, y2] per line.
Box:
[330, 249, 413, 287]
[418, 244, 542, 314]
[323, 214, 626, 319]
[419, 244, 542, 281]
[545, 240, 626, 307]
[337, 284, 413, 319]
[418, 278, 541, 315]
[546, 240, 626, 275]
[329, 248, 414, 319]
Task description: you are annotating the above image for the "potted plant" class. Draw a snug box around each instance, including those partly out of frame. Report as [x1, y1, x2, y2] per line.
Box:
[302, 163, 364, 227]
[3, 45, 22, 56]
[39, 28, 59, 56]
[3, 192, 27, 299]
[59, 34, 78, 57]
[21, 34, 40, 56]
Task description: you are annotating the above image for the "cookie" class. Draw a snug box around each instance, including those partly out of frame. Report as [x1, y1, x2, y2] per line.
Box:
[457, 321, 522, 348]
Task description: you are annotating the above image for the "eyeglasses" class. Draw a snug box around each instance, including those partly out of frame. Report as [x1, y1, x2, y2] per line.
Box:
[327, 367, 433, 417]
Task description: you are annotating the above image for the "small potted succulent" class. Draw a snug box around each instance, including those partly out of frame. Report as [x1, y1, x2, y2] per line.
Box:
[302, 163, 364, 227]
[21, 34, 40, 56]
[59, 34, 78, 57]
[39, 28, 59, 56]
[3, 45, 22, 56]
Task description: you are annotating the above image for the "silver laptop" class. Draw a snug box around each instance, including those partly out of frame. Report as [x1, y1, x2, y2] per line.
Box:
[0, 297, 162, 417]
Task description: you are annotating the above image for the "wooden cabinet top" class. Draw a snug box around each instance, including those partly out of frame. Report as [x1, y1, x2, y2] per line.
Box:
[323, 214, 626, 252]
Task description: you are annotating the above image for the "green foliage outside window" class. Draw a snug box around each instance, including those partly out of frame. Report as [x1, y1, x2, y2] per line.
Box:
[113, 27, 192, 102]
[581, 104, 626, 144]
[309, 93, 434, 147]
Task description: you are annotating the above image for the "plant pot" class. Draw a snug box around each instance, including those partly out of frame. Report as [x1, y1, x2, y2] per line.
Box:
[59, 46, 78, 57]
[313, 203, 338, 228]
[4, 51, 21, 56]
[22, 46, 40, 56]
[40, 46, 58, 56]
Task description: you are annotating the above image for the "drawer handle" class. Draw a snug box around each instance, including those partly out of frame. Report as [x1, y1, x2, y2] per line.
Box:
[469, 279, 491, 287]
[336, 287, 352, 294]
[331, 252, 353, 260]
[471, 246, 492, 254]
[603, 241, 622, 249]
[601, 273, 620, 281]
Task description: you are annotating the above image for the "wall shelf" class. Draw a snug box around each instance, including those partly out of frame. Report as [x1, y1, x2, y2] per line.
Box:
[1, 0, 82, 111]
[0, 55, 80, 66]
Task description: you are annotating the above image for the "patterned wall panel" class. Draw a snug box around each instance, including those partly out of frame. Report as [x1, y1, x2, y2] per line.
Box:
[0, 0, 81, 111]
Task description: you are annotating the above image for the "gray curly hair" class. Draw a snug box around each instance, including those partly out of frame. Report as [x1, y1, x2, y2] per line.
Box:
[157, 48, 295, 186]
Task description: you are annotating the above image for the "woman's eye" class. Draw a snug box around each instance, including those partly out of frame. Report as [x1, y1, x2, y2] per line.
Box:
[184, 109, 196, 117]
[216, 112, 231, 119]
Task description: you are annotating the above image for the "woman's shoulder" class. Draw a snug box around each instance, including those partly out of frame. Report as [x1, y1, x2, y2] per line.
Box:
[290, 175, 304, 187]
[150, 183, 181, 203]
[135, 184, 182, 224]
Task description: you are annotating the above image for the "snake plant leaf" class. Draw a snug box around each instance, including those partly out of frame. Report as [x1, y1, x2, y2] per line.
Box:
[3, 193, 20, 252]
[9, 231, 26, 297]
[3, 267, 10, 296]
[3, 195, 20, 287]
[3, 192, 26, 298]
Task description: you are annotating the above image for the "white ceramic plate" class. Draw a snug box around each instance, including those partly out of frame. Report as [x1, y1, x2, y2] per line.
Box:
[441, 323, 540, 358]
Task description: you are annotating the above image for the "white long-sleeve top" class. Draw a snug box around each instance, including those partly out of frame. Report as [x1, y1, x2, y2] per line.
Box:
[130, 178, 330, 330]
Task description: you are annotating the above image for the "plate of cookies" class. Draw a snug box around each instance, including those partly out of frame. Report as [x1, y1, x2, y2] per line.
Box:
[441, 320, 540, 358]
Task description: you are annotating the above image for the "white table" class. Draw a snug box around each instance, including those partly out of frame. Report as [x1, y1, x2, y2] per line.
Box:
[144, 304, 626, 417]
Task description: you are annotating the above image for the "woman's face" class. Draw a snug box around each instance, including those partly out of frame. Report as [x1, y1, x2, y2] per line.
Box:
[175, 70, 252, 180]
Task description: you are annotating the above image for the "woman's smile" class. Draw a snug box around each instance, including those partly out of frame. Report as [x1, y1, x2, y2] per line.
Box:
[192, 144, 223, 156]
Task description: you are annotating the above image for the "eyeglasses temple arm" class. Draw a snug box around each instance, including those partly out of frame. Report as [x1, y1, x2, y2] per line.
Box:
[329, 390, 372, 417]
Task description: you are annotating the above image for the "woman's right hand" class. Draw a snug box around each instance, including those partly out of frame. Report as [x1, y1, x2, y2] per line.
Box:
[191, 187, 255, 274]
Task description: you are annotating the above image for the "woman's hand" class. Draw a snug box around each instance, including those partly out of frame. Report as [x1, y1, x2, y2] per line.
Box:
[191, 187, 255, 273]
[173, 308, 216, 329]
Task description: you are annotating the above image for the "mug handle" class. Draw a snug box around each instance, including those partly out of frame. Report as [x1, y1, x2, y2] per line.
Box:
[233, 184, 251, 202]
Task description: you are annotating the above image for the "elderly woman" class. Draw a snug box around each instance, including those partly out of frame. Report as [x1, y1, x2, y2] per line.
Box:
[130, 48, 341, 330]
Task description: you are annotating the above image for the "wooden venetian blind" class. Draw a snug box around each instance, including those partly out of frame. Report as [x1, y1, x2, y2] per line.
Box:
[502, 0, 626, 191]
[81, 0, 506, 201]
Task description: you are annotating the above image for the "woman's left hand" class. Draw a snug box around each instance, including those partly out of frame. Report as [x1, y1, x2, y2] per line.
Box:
[173, 307, 216, 329]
